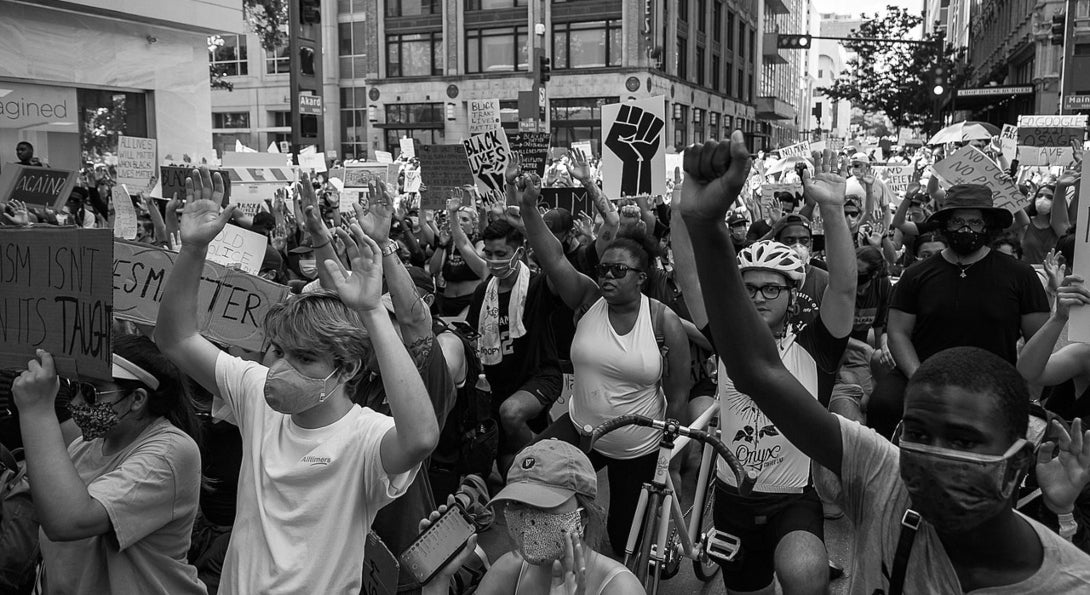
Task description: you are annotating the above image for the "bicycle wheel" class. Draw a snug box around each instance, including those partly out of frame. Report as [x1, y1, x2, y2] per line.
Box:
[692, 472, 721, 581]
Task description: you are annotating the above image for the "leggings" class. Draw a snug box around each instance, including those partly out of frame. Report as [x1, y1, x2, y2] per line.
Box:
[866, 368, 909, 439]
[535, 413, 659, 555]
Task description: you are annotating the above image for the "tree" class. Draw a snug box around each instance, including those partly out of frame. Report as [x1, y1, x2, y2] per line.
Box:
[208, 1, 288, 90]
[820, 5, 972, 135]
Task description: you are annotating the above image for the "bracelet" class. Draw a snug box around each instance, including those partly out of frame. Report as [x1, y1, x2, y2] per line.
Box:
[1058, 512, 1078, 539]
[381, 240, 399, 257]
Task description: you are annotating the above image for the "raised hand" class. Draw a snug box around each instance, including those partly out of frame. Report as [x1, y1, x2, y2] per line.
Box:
[567, 148, 592, 183]
[1044, 249, 1066, 295]
[505, 151, 523, 186]
[605, 104, 665, 196]
[4, 199, 29, 226]
[679, 131, 750, 222]
[326, 225, 384, 312]
[803, 150, 847, 208]
[550, 530, 587, 595]
[12, 349, 60, 414]
[180, 167, 235, 247]
[1054, 275, 1089, 321]
[354, 180, 394, 243]
[1037, 418, 1090, 515]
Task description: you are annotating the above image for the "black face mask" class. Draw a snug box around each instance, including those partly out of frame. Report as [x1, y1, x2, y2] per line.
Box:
[946, 228, 988, 255]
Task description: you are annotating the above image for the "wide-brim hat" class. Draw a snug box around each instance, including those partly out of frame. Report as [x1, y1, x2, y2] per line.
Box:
[925, 183, 1014, 229]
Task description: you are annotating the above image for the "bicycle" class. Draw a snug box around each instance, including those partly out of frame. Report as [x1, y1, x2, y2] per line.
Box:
[584, 407, 756, 595]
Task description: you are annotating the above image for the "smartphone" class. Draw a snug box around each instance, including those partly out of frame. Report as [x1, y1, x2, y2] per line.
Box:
[449, 320, 479, 341]
[399, 502, 476, 585]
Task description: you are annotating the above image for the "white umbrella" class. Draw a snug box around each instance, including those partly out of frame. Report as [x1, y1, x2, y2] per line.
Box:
[927, 121, 1001, 145]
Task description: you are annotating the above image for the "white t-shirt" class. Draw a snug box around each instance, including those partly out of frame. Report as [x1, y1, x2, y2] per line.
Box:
[213, 352, 416, 595]
[816, 416, 1090, 594]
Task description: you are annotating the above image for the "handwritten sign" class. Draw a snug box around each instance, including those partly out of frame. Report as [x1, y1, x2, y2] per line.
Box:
[0, 228, 113, 380]
[999, 124, 1018, 163]
[779, 141, 811, 159]
[116, 135, 157, 192]
[931, 146, 1026, 214]
[539, 187, 593, 218]
[1072, 157, 1090, 342]
[572, 140, 594, 160]
[417, 144, 476, 210]
[160, 166, 233, 204]
[375, 150, 394, 163]
[112, 240, 288, 352]
[507, 132, 550, 178]
[399, 137, 416, 159]
[113, 185, 139, 240]
[463, 129, 511, 204]
[879, 165, 912, 195]
[298, 152, 327, 173]
[403, 169, 422, 193]
[1017, 115, 1087, 166]
[468, 99, 501, 135]
[0, 165, 78, 210]
[205, 224, 267, 275]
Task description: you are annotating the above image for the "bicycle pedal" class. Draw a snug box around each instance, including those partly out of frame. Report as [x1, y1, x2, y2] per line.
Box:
[705, 529, 742, 562]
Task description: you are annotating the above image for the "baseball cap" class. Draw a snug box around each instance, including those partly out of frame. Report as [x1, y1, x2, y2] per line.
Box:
[727, 212, 748, 227]
[489, 439, 597, 509]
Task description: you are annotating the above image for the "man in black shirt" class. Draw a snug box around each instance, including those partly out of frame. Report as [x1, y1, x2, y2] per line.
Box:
[467, 220, 562, 474]
[869, 184, 1050, 437]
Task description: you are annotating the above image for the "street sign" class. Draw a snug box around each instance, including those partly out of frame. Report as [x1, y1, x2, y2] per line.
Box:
[956, 86, 1034, 97]
[299, 94, 322, 115]
[1064, 94, 1090, 110]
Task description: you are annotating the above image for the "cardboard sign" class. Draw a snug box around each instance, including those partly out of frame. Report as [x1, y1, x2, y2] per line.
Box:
[375, 150, 394, 163]
[160, 166, 233, 203]
[601, 97, 666, 198]
[362, 531, 399, 595]
[879, 165, 912, 195]
[205, 223, 268, 276]
[399, 137, 416, 159]
[468, 99, 502, 134]
[1071, 157, 1090, 342]
[779, 141, 811, 159]
[931, 146, 1026, 214]
[572, 140, 594, 160]
[112, 240, 288, 352]
[298, 152, 327, 173]
[760, 183, 802, 215]
[1016, 115, 1087, 166]
[0, 228, 113, 380]
[539, 187, 594, 218]
[113, 185, 139, 240]
[507, 132, 550, 178]
[336, 163, 394, 188]
[463, 129, 511, 204]
[999, 124, 1018, 163]
[0, 165, 78, 210]
[116, 136, 158, 192]
[417, 144, 475, 210]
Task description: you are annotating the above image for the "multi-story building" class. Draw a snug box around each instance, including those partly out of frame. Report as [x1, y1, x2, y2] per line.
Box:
[1, 0, 241, 170]
[211, 0, 765, 160]
[810, 13, 854, 140]
[757, 0, 813, 149]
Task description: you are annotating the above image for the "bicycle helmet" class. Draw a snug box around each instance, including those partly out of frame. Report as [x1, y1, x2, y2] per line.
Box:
[738, 240, 806, 288]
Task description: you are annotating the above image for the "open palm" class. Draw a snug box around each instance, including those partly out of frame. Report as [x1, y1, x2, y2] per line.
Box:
[567, 148, 592, 183]
[180, 167, 234, 247]
[1037, 418, 1090, 514]
[354, 180, 394, 243]
[679, 131, 750, 222]
[327, 225, 384, 312]
[803, 150, 847, 208]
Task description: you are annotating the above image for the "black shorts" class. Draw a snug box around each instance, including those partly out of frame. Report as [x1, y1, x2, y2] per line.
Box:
[712, 480, 824, 592]
[689, 376, 717, 401]
[493, 373, 562, 433]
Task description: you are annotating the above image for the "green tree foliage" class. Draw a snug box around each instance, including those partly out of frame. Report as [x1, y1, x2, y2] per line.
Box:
[821, 6, 972, 134]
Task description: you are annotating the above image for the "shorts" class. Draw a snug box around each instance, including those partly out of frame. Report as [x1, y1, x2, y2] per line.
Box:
[712, 480, 824, 592]
[493, 372, 562, 434]
[689, 376, 717, 401]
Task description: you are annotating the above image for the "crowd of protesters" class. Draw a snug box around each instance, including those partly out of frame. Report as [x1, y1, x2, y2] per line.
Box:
[2, 124, 1090, 595]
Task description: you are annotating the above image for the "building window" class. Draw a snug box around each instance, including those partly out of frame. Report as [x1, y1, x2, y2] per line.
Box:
[738, 23, 745, 58]
[708, 112, 720, 140]
[500, 100, 520, 132]
[747, 73, 754, 102]
[679, 0, 688, 22]
[210, 35, 247, 76]
[677, 37, 688, 78]
[341, 87, 368, 160]
[727, 11, 735, 51]
[736, 68, 744, 100]
[673, 105, 688, 148]
[711, 55, 721, 91]
[213, 112, 250, 128]
[266, 45, 290, 74]
[696, 47, 705, 86]
[384, 103, 444, 155]
[467, 26, 528, 73]
[386, 0, 440, 17]
[466, 0, 527, 8]
[748, 29, 755, 59]
[550, 97, 617, 154]
[698, 0, 707, 32]
[270, 111, 291, 127]
[725, 60, 733, 95]
[713, 1, 723, 42]
[388, 32, 443, 77]
[693, 109, 705, 143]
[339, 21, 368, 78]
[554, 20, 622, 69]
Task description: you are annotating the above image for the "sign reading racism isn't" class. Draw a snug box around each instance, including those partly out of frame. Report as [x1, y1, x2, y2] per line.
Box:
[462, 129, 511, 204]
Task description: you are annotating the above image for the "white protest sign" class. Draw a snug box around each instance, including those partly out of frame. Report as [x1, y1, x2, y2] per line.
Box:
[340, 189, 367, 214]
[779, 141, 811, 159]
[1016, 115, 1087, 166]
[999, 124, 1018, 163]
[468, 99, 502, 135]
[880, 165, 912, 195]
[462, 129, 511, 204]
[665, 152, 685, 180]
[600, 96, 667, 198]
[404, 169, 421, 193]
[116, 135, 158, 192]
[206, 223, 267, 275]
[572, 140, 594, 160]
[760, 183, 802, 216]
[297, 152, 327, 173]
[112, 184, 138, 240]
[375, 150, 394, 163]
[1072, 157, 1090, 342]
[930, 146, 1027, 214]
[399, 137, 416, 159]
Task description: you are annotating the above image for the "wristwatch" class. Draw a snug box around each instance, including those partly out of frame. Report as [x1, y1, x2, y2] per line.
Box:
[381, 240, 399, 257]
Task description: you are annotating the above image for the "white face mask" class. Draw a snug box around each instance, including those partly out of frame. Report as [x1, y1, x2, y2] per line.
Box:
[1035, 198, 1052, 216]
[791, 244, 810, 263]
[298, 259, 318, 279]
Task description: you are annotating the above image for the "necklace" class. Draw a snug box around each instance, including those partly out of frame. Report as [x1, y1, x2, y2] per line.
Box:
[955, 260, 977, 278]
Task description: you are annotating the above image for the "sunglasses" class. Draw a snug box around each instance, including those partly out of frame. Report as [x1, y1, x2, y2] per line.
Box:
[596, 263, 642, 279]
[59, 378, 126, 406]
[844, 211, 862, 219]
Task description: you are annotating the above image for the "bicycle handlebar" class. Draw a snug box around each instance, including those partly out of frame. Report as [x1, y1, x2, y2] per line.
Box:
[584, 415, 757, 496]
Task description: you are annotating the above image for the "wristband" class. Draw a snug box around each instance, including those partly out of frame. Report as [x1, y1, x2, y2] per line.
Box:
[1058, 512, 1078, 539]
[381, 240, 399, 257]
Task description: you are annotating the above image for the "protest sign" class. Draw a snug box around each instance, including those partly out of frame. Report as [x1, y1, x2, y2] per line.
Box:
[779, 141, 811, 159]
[298, 152, 327, 173]
[827, 138, 846, 153]
[113, 185, 139, 240]
[539, 187, 594, 218]
[601, 97, 666, 198]
[160, 166, 232, 203]
[222, 151, 292, 168]
[399, 137, 416, 159]
[1016, 115, 1087, 166]
[999, 124, 1018, 163]
[462, 129, 511, 204]
[879, 165, 912, 195]
[404, 169, 422, 193]
[0, 228, 113, 380]
[507, 132, 550, 177]
[931, 146, 1026, 214]
[340, 189, 368, 214]
[760, 183, 802, 215]
[1071, 157, 1090, 342]
[112, 240, 287, 351]
[0, 165, 78, 210]
[572, 140, 594, 160]
[375, 150, 394, 163]
[665, 152, 685, 180]
[417, 144, 475, 210]
[116, 135, 157, 193]
[205, 223, 267, 276]
[468, 99, 501, 134]
[364, 532, 399, 595]
[337, 163, 394, 188]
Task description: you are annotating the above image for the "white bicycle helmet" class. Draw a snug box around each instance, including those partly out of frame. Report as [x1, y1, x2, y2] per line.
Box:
[738, 240, 806, 288]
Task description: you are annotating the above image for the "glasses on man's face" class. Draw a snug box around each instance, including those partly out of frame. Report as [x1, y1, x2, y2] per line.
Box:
[60, 378, 125, 406]
[780, 236, 810, 247]
[946, 217, 986, 232]
[745, 284, 791, 300]
[596, 263, 642, 279]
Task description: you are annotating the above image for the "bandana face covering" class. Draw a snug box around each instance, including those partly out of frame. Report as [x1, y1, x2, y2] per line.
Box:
[899, 438, 1027, 533]
[262, 360, 340, 414]
[68, 398, 130, 441]
[504, 507, 583, 565]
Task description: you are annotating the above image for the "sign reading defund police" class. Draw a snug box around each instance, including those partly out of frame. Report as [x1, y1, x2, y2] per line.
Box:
[0, 228, 113, 380]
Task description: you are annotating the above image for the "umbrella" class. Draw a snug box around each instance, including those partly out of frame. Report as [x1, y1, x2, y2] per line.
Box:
[927, 121, 1001, 145]
[764, 155, 814, 177]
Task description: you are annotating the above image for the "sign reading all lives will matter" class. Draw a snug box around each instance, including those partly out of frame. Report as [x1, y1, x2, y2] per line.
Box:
[116, 135, 158, 192]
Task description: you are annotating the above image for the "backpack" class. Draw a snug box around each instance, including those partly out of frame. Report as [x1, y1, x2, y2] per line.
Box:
[0, 445, 38, 595]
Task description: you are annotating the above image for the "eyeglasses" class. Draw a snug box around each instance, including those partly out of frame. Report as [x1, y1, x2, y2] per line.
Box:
[844, 210, 862, 219]
[596, 263, 642, 279]
[745, 284, 791, 300]
[946, 217, 986, 232]
[780, 236, 811, 247]
[60, 378, 126, 406]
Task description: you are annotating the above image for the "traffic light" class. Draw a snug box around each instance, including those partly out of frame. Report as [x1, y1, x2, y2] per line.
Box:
[777, 34, 812, 49]
[538, 55, 551, 85]
[1051, 14, 1066, 46]
[931, 63, 948, 96]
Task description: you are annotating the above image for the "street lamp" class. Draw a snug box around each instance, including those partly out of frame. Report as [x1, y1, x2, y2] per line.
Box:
[933, 84, 945, 96]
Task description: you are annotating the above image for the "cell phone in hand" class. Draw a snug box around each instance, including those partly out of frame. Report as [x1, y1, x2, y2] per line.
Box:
[399, 502, 476, 585]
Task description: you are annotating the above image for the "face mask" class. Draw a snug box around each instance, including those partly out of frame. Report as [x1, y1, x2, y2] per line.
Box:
[946, 228, 988, 255]
[262, 359, 341, 414]
[791, 244, 810, 263]
[899, 438, 1027, 533]
[298, 259, 318, 279]
[1035, 198, 1052, 216]
[730, 226, 747, 241]
[68, 397, 132, 441]
[486, 251, 522, 280]
[504, 507, 583, 565]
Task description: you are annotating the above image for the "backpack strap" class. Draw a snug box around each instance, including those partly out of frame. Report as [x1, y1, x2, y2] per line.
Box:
[649, 298, 669, 378]
[888, 509, 921, 595]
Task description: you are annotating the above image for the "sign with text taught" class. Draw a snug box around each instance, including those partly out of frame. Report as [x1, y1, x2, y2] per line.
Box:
[112, 240, 288, 352]
[417, 144, 475, 210]
[0, 228, 113, 380]
[116, 135, 158, 192]
[0, 165, 78, 210]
